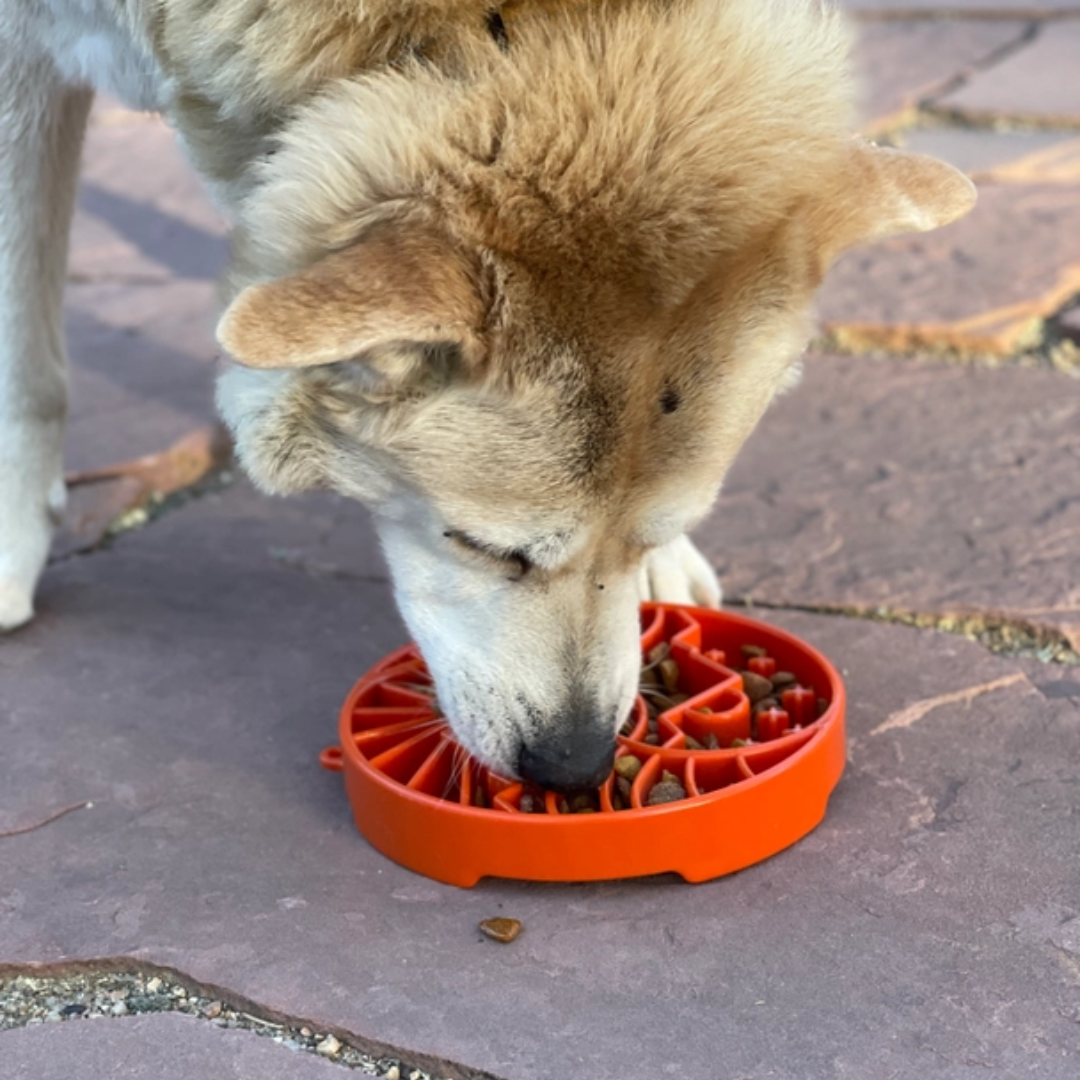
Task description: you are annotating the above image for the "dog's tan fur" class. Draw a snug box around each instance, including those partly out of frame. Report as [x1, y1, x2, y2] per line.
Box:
[2, 0, 975, 785]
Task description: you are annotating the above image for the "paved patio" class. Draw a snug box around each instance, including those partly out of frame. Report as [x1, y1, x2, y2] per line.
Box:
[3, 3, 1079, 1078]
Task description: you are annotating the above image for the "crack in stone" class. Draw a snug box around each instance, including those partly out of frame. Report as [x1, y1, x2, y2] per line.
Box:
[919, 19, 1041, 112]
[0, 960, 506, 1080]
[726, 597, 1080, 666]
[811, 321, 1080, 372]
[50, 465, 237, 566]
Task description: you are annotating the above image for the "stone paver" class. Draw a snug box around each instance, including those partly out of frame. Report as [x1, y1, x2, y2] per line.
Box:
[817, 178, 1080, 355]
[931, 21, 1080, 126]
[902, 126, 1079, 177]
[4, 1013, 350, 1080]
[3, 482, 1080, 1080]
[698, 352, 1080, 654]
[57, 96, 228, 559]
[71, 95, 226, 287]
[846, 1, 1080, 12]
[851, 19, 1029, 134]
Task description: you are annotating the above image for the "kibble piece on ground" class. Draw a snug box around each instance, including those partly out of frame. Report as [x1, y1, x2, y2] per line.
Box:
[479, 917, 522, 944]
[741, 670, 774, 704]
[614, 754, 643, 780]
[646, 770, 687, 806]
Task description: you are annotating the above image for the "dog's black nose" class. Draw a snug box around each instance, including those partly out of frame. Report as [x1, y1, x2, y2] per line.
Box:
[518, 723, 616, 794]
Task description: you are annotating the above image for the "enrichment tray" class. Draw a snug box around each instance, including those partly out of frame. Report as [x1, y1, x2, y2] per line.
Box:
[320, 602, 846, 887]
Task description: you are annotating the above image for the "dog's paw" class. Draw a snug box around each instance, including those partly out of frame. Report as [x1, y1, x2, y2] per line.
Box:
[0, 580, 35, 632]
[0, 476, 63, 632]
[639, 534, 721, 608]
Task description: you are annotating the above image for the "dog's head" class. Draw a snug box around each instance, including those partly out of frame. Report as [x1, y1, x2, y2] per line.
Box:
[215, 0, 975, 788]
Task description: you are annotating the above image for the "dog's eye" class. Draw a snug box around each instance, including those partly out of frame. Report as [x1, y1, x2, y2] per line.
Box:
[444, 530, 533, 581]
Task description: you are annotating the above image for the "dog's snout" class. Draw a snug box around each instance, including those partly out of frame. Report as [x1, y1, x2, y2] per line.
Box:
[518, 717, 616, 793]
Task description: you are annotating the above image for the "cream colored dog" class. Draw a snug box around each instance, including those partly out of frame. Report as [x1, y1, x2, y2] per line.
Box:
[0, 0, 973, 789]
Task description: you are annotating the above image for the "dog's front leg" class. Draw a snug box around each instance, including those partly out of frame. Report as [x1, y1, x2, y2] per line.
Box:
[639, 534, 722, 608]
[0, 39, 92, 630]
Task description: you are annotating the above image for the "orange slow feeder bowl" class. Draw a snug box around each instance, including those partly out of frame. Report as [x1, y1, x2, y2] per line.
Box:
[320, 603, 846, 887]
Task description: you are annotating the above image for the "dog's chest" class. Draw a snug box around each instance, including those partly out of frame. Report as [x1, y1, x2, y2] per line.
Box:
[34, 0, 166, 111]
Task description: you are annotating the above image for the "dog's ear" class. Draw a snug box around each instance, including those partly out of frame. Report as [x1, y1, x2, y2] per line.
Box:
[217, 221, 485, 372]
[813, 141, 976, 267]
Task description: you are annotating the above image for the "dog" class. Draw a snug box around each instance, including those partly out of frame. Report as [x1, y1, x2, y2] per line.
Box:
[0, 0, 974, 790]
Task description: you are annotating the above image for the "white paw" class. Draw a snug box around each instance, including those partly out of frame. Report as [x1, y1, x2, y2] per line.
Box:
[0, 580, 35, 632]
[638, 534, 722, 608]
[0, 474, 63, 633]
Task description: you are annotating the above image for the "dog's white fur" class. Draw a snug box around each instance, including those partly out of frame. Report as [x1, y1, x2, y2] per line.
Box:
[1, 0, 975, 785]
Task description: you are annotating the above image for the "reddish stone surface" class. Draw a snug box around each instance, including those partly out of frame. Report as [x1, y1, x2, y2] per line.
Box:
[2, 484, 1079, 1079]
[71, 96, 226, 286]
[901, 126, 1077, 176]
[64, 96, 225, 475]
[4, 1013, 353, 1080]
[817, 180, 1080, 355]
[50, 476, 148, 561]
[931, 21, 1080, 125]
[846, 1, 1080, 11]
[850, 19, 1029, 133]
[696, 353, 1080, 653]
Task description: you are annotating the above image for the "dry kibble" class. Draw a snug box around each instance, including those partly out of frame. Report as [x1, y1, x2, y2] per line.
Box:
[659, 658, 681, 692]
[705, 732, 720, 750]
[479, 917, 522, 943]
[646, 770, 687, 806]
[771, 671, 797, 688]
[752, 695, 779, 715]
[643, 733, 661, 745]
[558, 797, 570, 814]
[730, 738, 749, 748]
[741, 670, 774, 704]
[472, 786, 489, 809]
[741, 644, 767, 658]
[570, 793, 599, 813]
[614, 755, 642, 780]
[817, 697, 829, 717]
[684, 734, 704, 750]
[616, 775, 633, 802]
[519, 793, 540, 814]
[647, 642, 671, 666]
